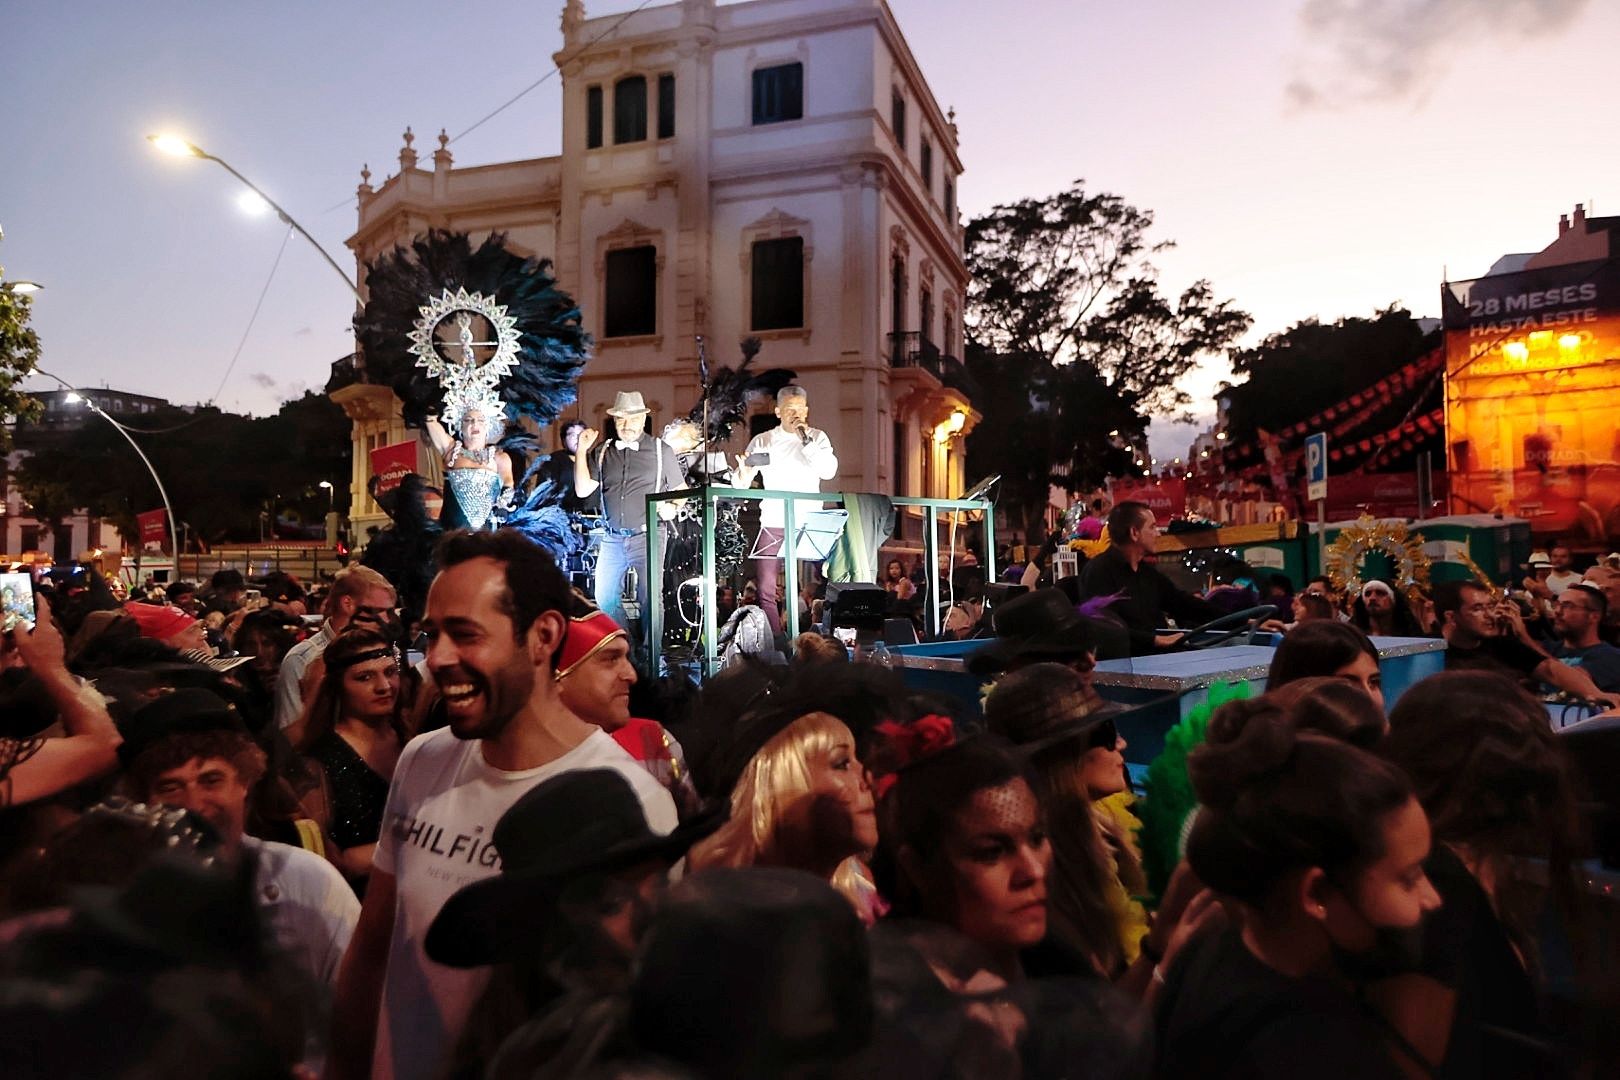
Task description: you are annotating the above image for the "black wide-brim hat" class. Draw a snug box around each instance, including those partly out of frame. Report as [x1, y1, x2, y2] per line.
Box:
[967, 587, 1099, 675]
[425, 768, 725, 968]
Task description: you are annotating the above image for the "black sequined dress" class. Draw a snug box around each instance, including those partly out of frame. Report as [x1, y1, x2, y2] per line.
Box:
[304, 731, 390, 850]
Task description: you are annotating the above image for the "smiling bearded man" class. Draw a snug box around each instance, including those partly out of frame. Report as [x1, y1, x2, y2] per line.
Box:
[327, 530, 677, 1080]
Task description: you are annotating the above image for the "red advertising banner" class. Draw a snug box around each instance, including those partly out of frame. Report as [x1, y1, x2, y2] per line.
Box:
[1109, 478, 1187, 523]
[1324, 471, 1427, 519]
[369, 440, 418, 495]
[136, 508, 167, 548]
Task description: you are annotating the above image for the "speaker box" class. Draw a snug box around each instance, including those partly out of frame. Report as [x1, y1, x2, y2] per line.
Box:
[824, 581, 887, 631]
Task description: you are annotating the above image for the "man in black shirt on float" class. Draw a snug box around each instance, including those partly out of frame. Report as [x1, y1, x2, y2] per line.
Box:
[1076, 500, 1219, 656]
[1435, 579, 1620, 706]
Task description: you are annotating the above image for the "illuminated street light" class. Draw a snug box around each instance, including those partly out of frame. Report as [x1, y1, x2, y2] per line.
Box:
[148, 134, 204, 158]
[145, 132, 362, 305]
[236, 190, 273, 217]
[40, 367, 177, 558]
[318, 479, 334, 510]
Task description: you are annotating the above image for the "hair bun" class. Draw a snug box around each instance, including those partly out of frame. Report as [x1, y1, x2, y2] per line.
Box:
[1189, 700, 1297, 811]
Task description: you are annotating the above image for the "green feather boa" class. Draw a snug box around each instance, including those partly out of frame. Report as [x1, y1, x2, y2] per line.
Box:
[1137, 680, 1253, 901]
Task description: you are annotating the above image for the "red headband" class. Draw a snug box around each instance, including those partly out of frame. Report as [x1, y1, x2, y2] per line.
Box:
[123, 601, 196, 642]
[555, 609, 627, 681]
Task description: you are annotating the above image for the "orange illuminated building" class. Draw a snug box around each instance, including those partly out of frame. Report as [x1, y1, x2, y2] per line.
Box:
[1443, 205, 1620, 545]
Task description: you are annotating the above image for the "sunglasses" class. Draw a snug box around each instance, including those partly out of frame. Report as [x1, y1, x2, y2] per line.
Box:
[1086, 717, 1118, 751]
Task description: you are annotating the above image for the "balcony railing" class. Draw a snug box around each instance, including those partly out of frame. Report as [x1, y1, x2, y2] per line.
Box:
[889, 332, 973, 396]
[325, 353, 364, 394]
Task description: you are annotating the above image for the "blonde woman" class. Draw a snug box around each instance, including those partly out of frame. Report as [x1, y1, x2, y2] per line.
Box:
[689, 710, 882, 921]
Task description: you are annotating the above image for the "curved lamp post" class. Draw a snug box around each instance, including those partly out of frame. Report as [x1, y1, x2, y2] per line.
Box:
[35, 367, 179, 561]
[146, 133, 363, 307]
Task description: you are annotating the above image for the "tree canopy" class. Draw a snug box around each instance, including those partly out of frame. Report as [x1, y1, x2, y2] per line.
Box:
[1220, 305, 1439, 444]
[964, 179, 1250, 536]
[15, 391, 352, 548]
[0, 287, 44, 449]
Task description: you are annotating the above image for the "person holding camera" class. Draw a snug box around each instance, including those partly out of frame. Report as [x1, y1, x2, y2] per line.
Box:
[1434, 579, 1620, 707]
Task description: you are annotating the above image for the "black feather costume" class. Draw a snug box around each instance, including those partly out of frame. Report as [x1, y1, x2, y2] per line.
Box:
[355, 230, 590, 433]
[354, 230, 591, 565]
[684, 337, 796, 445]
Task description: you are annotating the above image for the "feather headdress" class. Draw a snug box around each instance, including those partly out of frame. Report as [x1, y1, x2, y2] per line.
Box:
[683, 337, 796, 444]
[355, 230, 591, 436]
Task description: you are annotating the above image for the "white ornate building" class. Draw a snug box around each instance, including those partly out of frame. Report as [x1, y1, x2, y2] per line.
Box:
[334, 0, 976, 542]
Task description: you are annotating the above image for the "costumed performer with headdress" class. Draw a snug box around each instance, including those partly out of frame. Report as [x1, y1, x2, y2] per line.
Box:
[425, 378, 513, 532]
[354, 231, 591, 561]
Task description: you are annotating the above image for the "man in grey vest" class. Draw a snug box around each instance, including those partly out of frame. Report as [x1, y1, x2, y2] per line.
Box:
[575, 391, 683, 639]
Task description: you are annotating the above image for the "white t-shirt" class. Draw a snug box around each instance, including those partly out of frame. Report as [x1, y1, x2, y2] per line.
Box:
[243, 836, 360, 986]
[1547, 569, 1582, 596]
[370, 726, 677, 1080]
[744, 425, 839, 528]
[242, 836, 359, 1073]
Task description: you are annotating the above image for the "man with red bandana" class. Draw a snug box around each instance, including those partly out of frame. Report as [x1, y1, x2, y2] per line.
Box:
[554, 607, 701, 817]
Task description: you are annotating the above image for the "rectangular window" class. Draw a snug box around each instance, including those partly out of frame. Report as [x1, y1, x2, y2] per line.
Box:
[945, 179, 955, 219]
[657, 74, 676, 139]
[752, 62, 803, 125]
[891, 89, 906, 149]
[614, 76, 647, 144]
[603, 246, 657, 338]
[586, 85, 603, 149]
[920, 138, 932, 194]
[750, 237, 805, 331]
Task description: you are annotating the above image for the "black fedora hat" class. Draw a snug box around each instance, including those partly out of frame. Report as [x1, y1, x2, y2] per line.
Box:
[426, 768, 724, 968]
[967, 588, 1098, 675]
[116, 687, 248, 767]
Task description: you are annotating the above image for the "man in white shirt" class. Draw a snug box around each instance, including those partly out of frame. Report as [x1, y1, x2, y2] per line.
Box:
[1546, 544, 1583, 596]
[274, 565, 397, 732]
[734, 386, 839, 636]
[121, 689, 360, 1070]
[328, 530, 676, 1080]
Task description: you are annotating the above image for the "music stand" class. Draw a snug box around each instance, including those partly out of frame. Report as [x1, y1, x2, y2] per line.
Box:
[749, 509, 849, 561]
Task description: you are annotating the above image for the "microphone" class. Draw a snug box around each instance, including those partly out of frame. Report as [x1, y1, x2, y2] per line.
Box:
[797, 424, 810, 445]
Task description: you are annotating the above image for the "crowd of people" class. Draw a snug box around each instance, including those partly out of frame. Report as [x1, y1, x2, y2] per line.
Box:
[0, 525, 1616, 1079]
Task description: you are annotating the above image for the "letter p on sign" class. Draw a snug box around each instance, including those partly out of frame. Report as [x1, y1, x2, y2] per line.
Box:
[1305, 432, 1328, 502]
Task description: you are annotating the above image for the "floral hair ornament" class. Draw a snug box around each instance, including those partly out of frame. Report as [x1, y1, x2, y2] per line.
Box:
[871, 713, 956, 800]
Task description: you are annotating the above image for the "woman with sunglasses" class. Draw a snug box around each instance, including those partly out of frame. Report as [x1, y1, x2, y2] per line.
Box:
[984, 663, 1179, 984]
[295, 627, 410, 889]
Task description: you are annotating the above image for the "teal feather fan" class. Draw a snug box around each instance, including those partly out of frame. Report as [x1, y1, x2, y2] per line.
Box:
[1137, 680, 1253, 901]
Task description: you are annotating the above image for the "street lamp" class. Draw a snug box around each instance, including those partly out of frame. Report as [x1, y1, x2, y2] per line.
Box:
[318, 480, 334, 510]
[145, 133, 362, 307]
[36, 367, 179, 562]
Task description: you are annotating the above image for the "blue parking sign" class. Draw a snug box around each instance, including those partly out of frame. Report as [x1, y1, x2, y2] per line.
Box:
[1305, 432, 1328, 501]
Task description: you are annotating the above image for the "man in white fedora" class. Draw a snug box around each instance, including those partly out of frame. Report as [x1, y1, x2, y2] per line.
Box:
[575, 390, 684, 638]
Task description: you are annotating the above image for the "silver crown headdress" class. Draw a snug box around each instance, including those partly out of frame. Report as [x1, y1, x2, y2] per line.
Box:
[408, 287, 523, 441]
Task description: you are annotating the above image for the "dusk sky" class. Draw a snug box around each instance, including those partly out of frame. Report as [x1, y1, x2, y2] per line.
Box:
[5, 0, 1616, 459]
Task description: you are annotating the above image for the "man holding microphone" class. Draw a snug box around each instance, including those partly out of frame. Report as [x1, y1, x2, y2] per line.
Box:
[733, 386, 838, 637]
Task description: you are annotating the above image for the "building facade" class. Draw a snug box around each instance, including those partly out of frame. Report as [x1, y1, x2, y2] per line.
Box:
[336, 0, 976, 541]
[1442, 204, 1620, 545]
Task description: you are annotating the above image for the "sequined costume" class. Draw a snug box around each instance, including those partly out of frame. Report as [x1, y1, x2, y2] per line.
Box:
[442, 465, 506, 532]
[304, 731, 390, 851]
